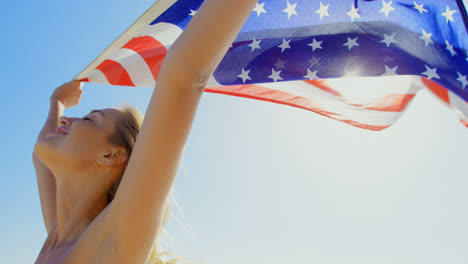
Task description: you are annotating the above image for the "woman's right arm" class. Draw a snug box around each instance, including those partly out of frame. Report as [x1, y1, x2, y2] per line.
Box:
[32, 81, 82, 234]
[33, 99, 64, 234]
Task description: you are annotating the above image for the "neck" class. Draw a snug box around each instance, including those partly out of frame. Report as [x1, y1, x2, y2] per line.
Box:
[52, 165, 110, 248]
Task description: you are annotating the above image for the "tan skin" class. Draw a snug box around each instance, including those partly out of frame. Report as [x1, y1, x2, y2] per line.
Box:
[32, 0, 258, 263]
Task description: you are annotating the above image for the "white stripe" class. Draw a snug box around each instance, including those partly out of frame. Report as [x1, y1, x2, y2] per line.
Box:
[108, 48, 156, 87]
[87, 69, 110, 85]
[261, 80, 405, 127]
[448, 90, 468, 121]
[135, 22, 183, 47]
[206, 75, 222, 87]
[408, 76, 426, 94]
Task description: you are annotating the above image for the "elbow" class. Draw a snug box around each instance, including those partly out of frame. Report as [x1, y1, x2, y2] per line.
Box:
[164, 68, 210, 94]
[193, 72, 210, 93]
[161, 48, 211, 94]
[173, 61, 211, 93]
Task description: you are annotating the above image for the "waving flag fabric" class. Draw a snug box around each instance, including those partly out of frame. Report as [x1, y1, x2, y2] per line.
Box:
[76, 0, 468, 131]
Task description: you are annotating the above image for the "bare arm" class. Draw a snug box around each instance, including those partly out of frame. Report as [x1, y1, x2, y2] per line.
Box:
[32, 99, 63, 233]
[32, 81, 82, 234]
[104, 0, 258, 262]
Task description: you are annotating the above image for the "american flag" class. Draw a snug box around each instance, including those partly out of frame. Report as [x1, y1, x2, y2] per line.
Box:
[76, 0, 468, 131]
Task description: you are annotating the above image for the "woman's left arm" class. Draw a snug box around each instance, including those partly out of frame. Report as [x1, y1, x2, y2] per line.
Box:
[72, 1, 258, 263]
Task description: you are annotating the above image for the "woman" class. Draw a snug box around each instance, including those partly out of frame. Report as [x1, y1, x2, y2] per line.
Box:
[32, 0, 258, 263]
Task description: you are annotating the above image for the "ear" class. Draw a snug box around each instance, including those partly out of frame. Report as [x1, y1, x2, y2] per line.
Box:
[98, 146, 128, 167]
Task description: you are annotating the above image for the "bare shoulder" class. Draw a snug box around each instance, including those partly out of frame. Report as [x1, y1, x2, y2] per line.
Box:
[58, 204, 131, 264]
[36, 204, 143, 264]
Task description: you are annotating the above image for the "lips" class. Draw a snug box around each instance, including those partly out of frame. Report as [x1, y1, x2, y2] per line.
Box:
[53, 126, 69, 135]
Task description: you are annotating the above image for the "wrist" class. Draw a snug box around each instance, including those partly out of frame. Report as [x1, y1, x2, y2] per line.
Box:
[50, 97, 65, 111]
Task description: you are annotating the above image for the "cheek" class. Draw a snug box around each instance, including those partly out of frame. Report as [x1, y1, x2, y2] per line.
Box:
[63, 126, 108, 156]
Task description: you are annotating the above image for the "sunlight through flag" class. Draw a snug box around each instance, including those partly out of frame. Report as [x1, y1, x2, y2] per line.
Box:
[76, 0, 468, 131]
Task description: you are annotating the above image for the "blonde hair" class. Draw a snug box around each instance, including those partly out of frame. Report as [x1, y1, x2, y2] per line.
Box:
[106, 104, 189, 264]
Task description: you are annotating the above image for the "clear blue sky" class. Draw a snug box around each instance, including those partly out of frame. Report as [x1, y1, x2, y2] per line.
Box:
[2, 0, 468, 263]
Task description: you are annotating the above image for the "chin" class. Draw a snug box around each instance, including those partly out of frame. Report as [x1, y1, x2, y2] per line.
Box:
[34, 136, 65, 167]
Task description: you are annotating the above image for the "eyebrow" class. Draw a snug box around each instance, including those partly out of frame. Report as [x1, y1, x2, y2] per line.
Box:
[89, 109, 105, 117]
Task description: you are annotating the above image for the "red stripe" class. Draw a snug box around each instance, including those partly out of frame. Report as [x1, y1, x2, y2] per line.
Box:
[205, 85, 390, 131]
[206, 85, 337, 117]
[80, 78, 89, 83]
[460, 118, 468, 127]
[305, 80, 343, 97]
[334, 118, 390, 131]
[122, 36, 167, 82]
[421, 77, 450, 104]
[349, 93, 416, 112]
[96, 60, 135, 86]
[304, 80, 414, 112]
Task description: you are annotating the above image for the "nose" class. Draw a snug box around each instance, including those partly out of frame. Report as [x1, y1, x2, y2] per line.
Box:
[58, 116, 72, 127]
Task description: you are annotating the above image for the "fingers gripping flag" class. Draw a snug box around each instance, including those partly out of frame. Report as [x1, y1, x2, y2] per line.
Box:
[76, 0, 468, 131]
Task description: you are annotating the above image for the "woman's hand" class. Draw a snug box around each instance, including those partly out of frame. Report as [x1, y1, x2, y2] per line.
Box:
[50, 80, 83, 109]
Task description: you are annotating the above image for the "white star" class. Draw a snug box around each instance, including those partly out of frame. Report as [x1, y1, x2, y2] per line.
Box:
[303, 69, 319, 80]
[278, 38, 291, 53]
[274, 58, 287, 70]
[253, 2, 267, 17]
[343, 37, 359, 50]
[189, 9, 197, 16]
[237, 68, 251, 83]
[379, 0, 395, 17]
[421, 65, 440, 80]
[248, 37, 262, 52]
[315, 2, 330, 20]
[441, 6, 456, 23]
[308, 38, 323, 51]
[268, 68, 283, 82]
[413, 2, 427, 14]
[419, 29, 433, 47]
[457, 72, 468, 89]
[347, 4, 360, 22]
[445, 40, 457, 56]
[380, 33, 397, 47]
[381, 65, 399, 76]
[308, 56, 321, 67]
[283, 1, 298, 19]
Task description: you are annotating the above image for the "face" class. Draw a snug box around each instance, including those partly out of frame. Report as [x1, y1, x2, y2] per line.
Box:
[34, 108, 124, 171]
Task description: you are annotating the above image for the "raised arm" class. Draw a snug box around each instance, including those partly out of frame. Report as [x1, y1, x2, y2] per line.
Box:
[105, 0, 258, 262]
[32, 81, 83, 234]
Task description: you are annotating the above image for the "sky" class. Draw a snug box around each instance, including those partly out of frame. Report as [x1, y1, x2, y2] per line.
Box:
[2, 0, 468, 263]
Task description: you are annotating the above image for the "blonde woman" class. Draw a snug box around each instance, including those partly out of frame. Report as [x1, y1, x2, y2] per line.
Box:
[32, 0, 258, 263]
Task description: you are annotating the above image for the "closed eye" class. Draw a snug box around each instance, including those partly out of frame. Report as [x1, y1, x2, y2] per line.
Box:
[83, 117, 92, 121]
